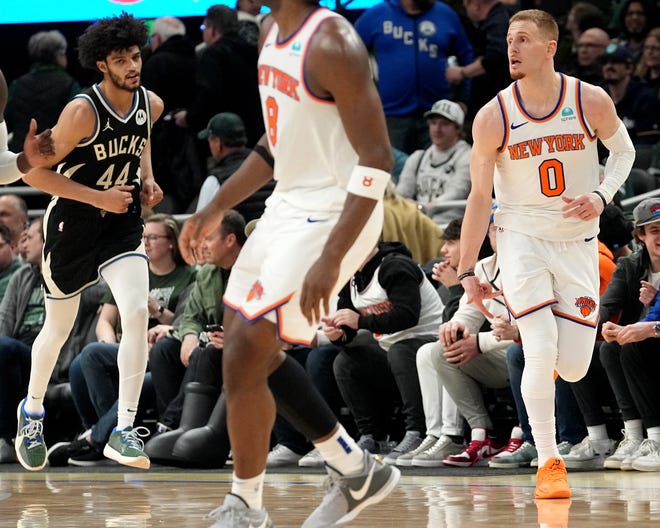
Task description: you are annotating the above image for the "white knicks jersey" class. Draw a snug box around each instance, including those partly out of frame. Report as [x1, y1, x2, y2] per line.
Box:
[493, 74, 600, 241]
[258, 8, 358, 213]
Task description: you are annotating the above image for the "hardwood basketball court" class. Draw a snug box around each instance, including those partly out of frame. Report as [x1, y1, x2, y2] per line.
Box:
[2, 465, 660, 527]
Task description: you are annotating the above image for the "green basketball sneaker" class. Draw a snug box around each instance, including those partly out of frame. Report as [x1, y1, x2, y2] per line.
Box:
[103, 426, 150, 469]
[15, 398, 47, 471]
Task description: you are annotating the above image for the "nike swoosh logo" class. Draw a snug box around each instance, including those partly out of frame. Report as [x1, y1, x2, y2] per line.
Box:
[349, 460, 375, 501]
[510, 122, 528, 130]
[307, 217, 326, 223]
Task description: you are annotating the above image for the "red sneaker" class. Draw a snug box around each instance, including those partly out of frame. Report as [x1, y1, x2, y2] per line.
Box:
[443, 429, 502, 467]
[535, 457, 571, 499]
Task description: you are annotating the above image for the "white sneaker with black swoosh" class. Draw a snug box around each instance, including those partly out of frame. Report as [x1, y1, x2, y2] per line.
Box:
[301, 450, 400, 527]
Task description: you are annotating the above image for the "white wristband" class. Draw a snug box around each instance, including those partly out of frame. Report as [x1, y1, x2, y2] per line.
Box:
[346, 165, 390, 200]
[0, 121, 24, 184]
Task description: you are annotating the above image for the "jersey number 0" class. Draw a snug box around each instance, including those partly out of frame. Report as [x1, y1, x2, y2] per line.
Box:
[538, 159, 565, 197]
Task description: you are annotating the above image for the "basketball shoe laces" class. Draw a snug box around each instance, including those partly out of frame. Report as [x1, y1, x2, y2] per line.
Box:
[119, 426, 150, 450]
[500, 437, 523, 454]
[540, 459, 566, 483]
[20, 417, 44, 449]
[462, 438, 491, 460]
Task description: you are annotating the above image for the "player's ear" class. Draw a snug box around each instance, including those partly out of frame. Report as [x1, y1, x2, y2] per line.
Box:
[96, 60, 108, 74]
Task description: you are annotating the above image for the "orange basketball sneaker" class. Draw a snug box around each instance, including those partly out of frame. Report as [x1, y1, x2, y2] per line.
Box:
[535, 457, 571, 499]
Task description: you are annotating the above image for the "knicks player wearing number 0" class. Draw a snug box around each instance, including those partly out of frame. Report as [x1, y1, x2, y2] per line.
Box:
[14, 13, 164, 472]
[457, 10, 634, 500]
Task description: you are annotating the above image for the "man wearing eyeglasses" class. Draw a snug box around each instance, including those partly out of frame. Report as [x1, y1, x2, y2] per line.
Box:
[568, 27, 610, 85]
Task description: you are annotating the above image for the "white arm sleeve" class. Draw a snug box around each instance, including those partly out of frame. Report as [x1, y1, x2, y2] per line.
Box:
[0, 121, 24, 184]
[595, 120, 635, 203]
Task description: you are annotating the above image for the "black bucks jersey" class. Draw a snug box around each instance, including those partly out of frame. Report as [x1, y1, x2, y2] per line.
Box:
[42, 84, 152, 298]
[52, 84, 152, 217]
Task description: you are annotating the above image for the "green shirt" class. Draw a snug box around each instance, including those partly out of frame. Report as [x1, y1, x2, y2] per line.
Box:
[102, 264, 197, 330]
[0, 257, 22, 303]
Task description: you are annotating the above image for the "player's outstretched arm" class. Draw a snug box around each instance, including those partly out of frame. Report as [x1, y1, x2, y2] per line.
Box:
[0, 70, 55, 183]
[179, 134, 275, 264]
[458, 99, 501, 318]
[299, 17, 393, 324]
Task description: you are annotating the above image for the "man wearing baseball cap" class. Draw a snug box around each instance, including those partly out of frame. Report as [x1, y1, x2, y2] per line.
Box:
[601, 43, 660, 147]
[599, 197, 660, 471]
[396, 99, 471, 227]
[601, 198, 660, 471]
[195, 113, 274, 221]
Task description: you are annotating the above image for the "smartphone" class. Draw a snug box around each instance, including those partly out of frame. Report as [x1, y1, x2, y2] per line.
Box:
[205, 323, 223, 332]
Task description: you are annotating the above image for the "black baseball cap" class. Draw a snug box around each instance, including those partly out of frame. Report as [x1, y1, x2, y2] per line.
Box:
[197, 112, 247, 145]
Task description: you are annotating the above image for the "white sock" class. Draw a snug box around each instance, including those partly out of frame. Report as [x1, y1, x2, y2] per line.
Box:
[587, 424, 609, 441]
[23, 397, 45, 417]
[314, 425, 364, 475]
[116, 400, 137, 432]
[624, 419, 644, 441]
[646, 426, 660, 443]
[231, 470, 265, 510]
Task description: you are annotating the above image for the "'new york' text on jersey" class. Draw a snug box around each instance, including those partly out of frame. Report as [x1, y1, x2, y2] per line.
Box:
[258, 7, 358, 213]
[494, 74, 599, 241]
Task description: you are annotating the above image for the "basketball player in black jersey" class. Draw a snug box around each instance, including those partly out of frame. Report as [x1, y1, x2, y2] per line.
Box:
[15, 13, 164, 472]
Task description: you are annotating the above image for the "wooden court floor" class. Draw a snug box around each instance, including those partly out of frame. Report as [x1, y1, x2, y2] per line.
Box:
[1, 467, 660, 527]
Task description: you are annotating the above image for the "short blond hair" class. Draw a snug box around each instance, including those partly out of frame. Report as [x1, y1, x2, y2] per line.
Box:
[509, 9, 558, 42]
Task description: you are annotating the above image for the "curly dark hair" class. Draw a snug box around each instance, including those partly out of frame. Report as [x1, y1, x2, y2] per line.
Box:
[77, 12, 148, 70]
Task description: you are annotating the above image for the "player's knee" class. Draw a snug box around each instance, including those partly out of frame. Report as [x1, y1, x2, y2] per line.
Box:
[556, 359, 590, 383]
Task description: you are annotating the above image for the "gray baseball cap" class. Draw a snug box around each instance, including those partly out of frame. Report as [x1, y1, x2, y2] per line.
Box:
[633, 198, 660, 227]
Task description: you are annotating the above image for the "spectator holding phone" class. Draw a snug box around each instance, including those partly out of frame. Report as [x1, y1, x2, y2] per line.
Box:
[143, 211, 246, 464]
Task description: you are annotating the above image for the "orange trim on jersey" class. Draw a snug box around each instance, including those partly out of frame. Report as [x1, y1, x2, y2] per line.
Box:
[496, 93, 510, 152]
[512, 73, 566, 123]
[575, 79, 596, 141]
[552, 309, 598, 328]
[223, 295, 313, 346]
[275, 307, 313, 346]
[274, 7, 325, 49]
[504, 296, 558, 319]
[223, 292, 295, 321]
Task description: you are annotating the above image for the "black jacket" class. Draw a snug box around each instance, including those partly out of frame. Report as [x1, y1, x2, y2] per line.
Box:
[336, 242, 425, 341]
[141, 35, 196, 113]
[187, 35, 264, 147]
[599, 249, 649, 327]
[208, 149, 275, 223]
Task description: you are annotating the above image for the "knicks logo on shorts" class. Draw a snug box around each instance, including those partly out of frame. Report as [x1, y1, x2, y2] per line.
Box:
[575, 296, 597, 317]
[247, 280, 264, 302]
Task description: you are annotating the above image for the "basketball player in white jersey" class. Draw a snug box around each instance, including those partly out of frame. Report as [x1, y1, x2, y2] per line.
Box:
[457, 10, 634, 500]
[0, 69, 55, 183]
[179, 1, 400, 526]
